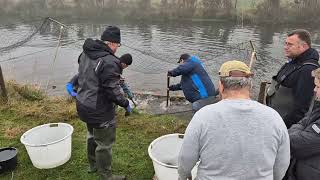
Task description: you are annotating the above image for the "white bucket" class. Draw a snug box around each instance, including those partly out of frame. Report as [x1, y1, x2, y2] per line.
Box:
[148, 134, 198, 180]
[20, 123, 74, 169]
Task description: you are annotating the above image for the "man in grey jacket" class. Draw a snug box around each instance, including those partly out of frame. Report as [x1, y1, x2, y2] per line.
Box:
[287, 68, 320, 180]
[76, 26, 130, 180]
[178, 60, 290, 180]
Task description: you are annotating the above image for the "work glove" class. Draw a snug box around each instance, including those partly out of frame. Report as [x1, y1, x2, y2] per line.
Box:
[125, 104, 132, 116]
[168, 85, 175, 91]
[66, 83, 77, 97]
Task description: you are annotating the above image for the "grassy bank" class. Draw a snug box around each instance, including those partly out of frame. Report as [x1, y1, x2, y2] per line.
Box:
[0, 82, 188, 180]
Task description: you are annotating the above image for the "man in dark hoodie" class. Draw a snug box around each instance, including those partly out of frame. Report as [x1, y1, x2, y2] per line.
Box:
[66, 53, 134, 115]
[266, 29, 319, 128]
[286, 67, 320, 180]
[76, 26, 129, 180]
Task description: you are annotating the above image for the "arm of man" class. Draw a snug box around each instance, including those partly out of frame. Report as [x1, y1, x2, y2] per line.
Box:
[288, 120, 305, 136]
[168, 61, 195, 77]
[289, 118, 320, 159]
[66, 74, 79, 97]
[100, 61, 129, 108]
[284, 67, 315, 127]
[273, 128, 291, 180]
[69, 74, 79, 87]
[178, 113, 201, 180]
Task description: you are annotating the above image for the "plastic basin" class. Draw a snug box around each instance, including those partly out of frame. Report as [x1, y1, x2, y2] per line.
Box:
[148, 134, 198, 180]
[20, 123, 73, 169]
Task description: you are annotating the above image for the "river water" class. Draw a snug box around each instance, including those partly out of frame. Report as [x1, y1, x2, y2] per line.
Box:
[1, 18, 320, 113]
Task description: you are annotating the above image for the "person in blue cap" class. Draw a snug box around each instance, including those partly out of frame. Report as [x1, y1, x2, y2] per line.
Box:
[167, 54, 217, 111]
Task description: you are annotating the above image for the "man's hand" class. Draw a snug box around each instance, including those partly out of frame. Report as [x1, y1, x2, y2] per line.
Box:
[70, 91, 77, 97]
[66, 83, 77, 97]
[125, 104, 132, 116]
[168, 85, 174, 91]
[167, 71, 173, 77]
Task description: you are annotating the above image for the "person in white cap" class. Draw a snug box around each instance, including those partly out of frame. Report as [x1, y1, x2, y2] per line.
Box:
[178, 60, 290, 180]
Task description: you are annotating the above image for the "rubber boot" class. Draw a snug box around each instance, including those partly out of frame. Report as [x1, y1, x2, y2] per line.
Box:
[94, 127, 116, 180]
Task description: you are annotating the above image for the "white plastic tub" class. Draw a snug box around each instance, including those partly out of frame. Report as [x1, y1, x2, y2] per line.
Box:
[148, 134, 198, 180]
[20, 123, 74, 169]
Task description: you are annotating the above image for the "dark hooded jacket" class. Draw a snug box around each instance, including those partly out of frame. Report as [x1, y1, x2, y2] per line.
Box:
[267, 48, 319, 128]
[76, 39, 128, 128]
[288, 99, 320, 180]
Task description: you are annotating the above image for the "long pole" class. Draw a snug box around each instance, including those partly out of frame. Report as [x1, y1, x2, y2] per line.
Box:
[249, 40, 257, 70]
[0, 65, 8, 102]
[166, 76, 170, 107]
[45, 25, 63, 93]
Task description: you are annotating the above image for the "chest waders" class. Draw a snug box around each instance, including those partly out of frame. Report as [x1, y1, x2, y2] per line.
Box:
[266, 62, 319, 119]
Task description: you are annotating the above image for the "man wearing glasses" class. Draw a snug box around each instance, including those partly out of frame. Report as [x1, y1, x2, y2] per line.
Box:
[76, 26, 129, 180]
[266, 29, 319, 128]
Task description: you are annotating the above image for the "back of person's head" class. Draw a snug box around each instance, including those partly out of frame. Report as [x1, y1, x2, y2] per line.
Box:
[288, 29, 311, 47]
[218, 60, 253, 92]
[101, 26, 121, 43]
[120, 53, 132, 66]
[177, 53, 190, 63]
[312, 68, 320, 80]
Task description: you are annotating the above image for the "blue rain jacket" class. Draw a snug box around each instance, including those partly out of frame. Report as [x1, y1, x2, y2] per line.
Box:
[168, 56, 216, 103]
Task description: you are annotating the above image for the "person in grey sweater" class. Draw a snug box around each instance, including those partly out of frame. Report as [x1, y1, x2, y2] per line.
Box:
[178, 60, 290, 180]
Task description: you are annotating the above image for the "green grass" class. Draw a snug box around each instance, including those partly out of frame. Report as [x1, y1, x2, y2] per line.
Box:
[0, 82, 188, 180]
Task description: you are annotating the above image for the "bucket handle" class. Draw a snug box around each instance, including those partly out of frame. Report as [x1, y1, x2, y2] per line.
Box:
[49, 124, 59, 127]
[178, 134, 184, 139]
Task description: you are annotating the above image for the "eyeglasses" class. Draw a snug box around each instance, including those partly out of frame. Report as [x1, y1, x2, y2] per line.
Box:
[285, 41, 306, 48]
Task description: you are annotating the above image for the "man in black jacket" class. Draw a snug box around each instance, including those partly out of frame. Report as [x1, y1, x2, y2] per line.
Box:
[76, 26, 129, 180]
[287, 68, 320, 180]
[266, 29, 319, 128]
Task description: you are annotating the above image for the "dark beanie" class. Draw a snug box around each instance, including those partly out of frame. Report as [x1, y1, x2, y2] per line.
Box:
[120, 53, 132, 65]
[178, 53, 190, 63]
[101, 26, 121, 43]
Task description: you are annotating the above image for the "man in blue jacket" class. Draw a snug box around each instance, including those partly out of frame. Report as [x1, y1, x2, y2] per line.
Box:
[167, 54, 217, 111]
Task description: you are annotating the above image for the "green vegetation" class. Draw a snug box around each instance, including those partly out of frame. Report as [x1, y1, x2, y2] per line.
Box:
[1, 0, 319, 24]
[0, 81, 188, 180]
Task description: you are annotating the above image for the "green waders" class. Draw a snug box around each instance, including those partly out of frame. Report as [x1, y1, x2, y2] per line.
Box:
[87, 126, 119, 180]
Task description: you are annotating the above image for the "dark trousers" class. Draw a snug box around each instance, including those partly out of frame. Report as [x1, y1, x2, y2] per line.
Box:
[87, 125, 116, 180]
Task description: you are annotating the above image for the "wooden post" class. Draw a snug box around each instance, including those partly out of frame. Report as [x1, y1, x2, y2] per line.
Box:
[0, 65, 8, 102]
[258, 81, 268, 104]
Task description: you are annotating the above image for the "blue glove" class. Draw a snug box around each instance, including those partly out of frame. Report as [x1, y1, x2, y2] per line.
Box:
[71, 91, 77, 97]
[125, 104, 132, 117]
[126, 105, 132, 113]
[66, 83, 77, 97]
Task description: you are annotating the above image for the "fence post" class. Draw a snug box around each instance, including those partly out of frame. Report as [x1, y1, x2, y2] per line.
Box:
[0, 65, 8, 103]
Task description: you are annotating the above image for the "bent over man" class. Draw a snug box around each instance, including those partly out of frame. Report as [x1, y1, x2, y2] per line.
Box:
[167, 54, 217, 111]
